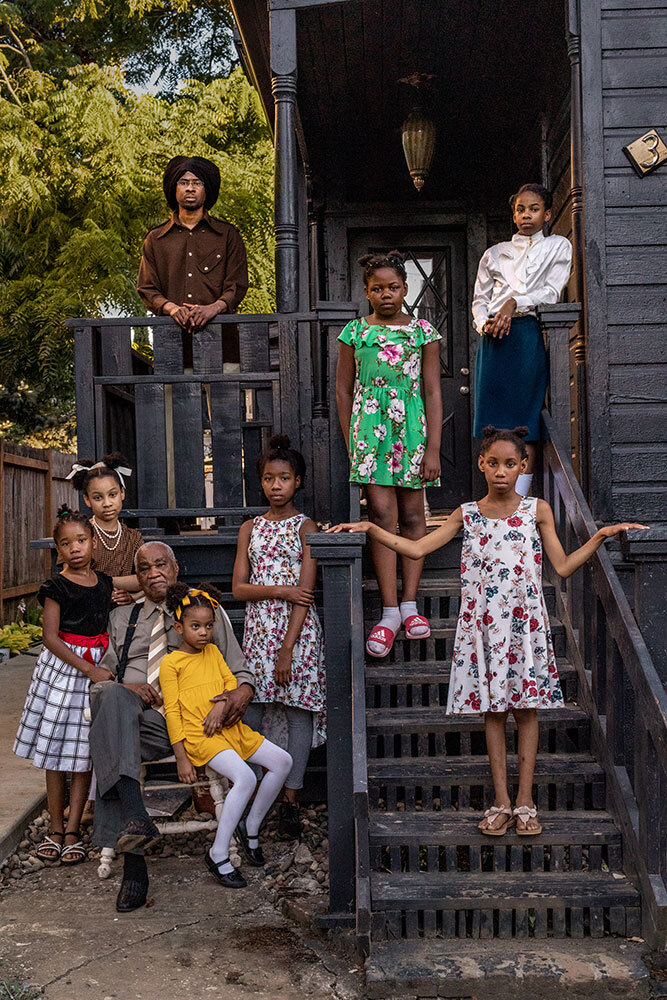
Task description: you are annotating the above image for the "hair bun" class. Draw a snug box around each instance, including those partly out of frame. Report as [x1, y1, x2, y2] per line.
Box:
[57, 502, 73, 519]
[268, 434, 291, 450]
[482, 425, 498, 438]
[385, 249, 406, 265]
[513, 426, 530, 439]
[102, 451, 129, 470]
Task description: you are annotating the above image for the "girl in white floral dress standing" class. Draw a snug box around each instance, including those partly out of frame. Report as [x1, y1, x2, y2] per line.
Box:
[233, 435, 325, 840]
[336, 251, 443, 658]
[330, 426, 646, 836]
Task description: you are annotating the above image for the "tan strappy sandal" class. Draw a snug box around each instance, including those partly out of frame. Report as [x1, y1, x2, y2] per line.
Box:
[514, 805, 542, 836]
[478, 805, 516, 837]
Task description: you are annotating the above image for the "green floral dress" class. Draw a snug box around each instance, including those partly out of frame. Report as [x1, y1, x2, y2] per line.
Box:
[338, 316, 441, 488]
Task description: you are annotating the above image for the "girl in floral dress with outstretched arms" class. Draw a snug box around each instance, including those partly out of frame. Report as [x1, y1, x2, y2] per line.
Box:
[330, 425, 647, 836]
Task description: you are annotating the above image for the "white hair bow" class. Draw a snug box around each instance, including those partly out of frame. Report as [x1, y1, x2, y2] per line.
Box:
[66, 461, 133, 488]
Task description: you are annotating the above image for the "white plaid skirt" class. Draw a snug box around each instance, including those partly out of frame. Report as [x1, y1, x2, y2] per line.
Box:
[13, 641, 103, 772]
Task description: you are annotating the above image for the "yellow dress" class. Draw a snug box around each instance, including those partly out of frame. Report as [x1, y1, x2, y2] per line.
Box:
[159, 644, 264, 766]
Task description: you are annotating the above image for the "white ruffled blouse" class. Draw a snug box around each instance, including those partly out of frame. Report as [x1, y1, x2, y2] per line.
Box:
[472, 230, 572, 334]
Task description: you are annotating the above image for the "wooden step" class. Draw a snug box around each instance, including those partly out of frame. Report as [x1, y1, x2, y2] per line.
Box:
[366, 704, 587, 735]
[370, 809, 620, 848]
[362, 577, 557, 610]
[366, 656, 575, 686]
[367, 752, 605, 812]
[364, 939, 652, 998]
[363, 619, 567, 659]
[370, 870, 640, 940]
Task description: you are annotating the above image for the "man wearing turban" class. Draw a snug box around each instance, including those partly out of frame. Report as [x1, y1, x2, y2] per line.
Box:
[137, 156, 248, 363]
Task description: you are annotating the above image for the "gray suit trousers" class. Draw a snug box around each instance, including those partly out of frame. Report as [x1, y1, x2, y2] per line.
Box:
[89, 681, 172, 849]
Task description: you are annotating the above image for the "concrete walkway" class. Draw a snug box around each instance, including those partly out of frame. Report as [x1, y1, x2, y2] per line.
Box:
[0, 651, 46, 863]
[0, 855, 361, 999]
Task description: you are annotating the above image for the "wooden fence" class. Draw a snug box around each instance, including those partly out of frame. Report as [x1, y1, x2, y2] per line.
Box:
[0, 442, 75, 625]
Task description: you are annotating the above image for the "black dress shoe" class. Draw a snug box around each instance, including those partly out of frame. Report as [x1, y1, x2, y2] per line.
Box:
[278, 801, 301, 840]
[117, 817, 161, 853]
[234, 818, 265, 867]
[116, 876, 148, 912]
[204, 851, 247, 888]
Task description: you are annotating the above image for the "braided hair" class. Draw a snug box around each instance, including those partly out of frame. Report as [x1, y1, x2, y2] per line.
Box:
[480, 425, 529, 461]
[53, 503, 94, 543]
[509, 183, 553, 211]
[358, 250, 408, 284]
[70, 452, 129, 494]
[257, 434, 306, 486]
[165, 581, 223, 620]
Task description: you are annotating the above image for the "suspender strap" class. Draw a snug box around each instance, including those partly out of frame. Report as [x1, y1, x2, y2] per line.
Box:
[116, 601, 143, 685]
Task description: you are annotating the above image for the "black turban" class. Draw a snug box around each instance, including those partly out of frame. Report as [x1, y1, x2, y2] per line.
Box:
[163, 156, 221, 212]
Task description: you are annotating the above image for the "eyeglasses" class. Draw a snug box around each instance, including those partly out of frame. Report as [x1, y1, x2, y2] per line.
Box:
[176, 179, 204, 188]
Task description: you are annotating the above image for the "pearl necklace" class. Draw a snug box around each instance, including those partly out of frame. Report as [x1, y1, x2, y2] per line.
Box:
[92, 517, 122, 552]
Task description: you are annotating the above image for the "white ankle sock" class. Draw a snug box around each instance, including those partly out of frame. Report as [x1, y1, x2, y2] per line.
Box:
[400, 601, 428, 636]
[516, 473, 533, 497]
[368, 606, 400, 654]
[209, 849, 235, 874]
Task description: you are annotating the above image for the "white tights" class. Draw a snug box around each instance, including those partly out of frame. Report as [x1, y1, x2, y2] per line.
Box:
[206, 740, 292, 870]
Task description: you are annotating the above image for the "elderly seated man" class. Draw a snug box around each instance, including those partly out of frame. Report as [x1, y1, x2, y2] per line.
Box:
[90, 541, 254, 913]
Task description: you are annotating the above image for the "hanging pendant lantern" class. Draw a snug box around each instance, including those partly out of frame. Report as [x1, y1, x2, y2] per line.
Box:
[401, 107, 437, 191]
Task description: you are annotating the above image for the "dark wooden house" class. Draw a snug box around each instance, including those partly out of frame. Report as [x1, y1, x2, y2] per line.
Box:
[65, 0, 666, 990]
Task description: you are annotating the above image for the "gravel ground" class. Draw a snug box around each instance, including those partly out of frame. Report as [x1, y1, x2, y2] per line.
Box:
[0, 802, 330, 904]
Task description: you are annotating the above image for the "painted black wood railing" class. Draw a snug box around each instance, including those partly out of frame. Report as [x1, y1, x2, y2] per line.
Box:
[308, 531, 369, 942]
[542, 410, 667, 949]
[67, 307, 357, 529]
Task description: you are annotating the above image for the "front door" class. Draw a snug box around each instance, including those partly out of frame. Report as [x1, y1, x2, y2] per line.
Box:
[349, 230, 471, 509]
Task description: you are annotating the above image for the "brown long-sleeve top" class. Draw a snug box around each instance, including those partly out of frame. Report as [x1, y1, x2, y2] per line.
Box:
[137, 212, 249, 315]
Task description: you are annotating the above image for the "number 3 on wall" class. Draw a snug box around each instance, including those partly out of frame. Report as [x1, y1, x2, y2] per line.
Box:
[623, 129, 667, 177]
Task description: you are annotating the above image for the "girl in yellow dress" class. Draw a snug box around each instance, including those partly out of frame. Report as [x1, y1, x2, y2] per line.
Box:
[160, 583, 292, 888]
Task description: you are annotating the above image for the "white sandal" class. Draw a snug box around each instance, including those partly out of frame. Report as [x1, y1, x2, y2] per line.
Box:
[513, 805, 542, 836]
[478, 805, 515, 837]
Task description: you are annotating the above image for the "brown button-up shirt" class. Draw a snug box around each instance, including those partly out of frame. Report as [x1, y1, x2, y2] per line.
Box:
[137, 212, 249, 315]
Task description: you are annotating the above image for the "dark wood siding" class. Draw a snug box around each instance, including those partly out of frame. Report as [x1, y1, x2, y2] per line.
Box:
[581, 0, 667, 522]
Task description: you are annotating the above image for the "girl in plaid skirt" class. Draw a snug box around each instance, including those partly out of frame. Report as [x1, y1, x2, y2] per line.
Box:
[13, 506, 136, 866]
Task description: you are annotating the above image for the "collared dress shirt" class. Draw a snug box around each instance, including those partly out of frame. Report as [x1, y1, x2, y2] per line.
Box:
[100, 596, 255, 692]
[137, 211, 249, 315]
[472, 230, 572, 334]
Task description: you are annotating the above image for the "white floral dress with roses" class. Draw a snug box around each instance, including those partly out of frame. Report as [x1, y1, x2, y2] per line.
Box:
[338, 316, 441, 488]
[446, 496, 563, 714]
[242, 514, 326, 744]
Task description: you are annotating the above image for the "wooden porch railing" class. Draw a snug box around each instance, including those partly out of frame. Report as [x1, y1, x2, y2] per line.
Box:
[67, 307, 357, 531]
[542, 410, 667, 949]
[307, 531, 369, 942]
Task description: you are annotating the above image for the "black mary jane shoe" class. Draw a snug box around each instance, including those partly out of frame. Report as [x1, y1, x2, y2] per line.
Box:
[116, 876, 149, 913]
[204, 850, 247, 888]
[234, 818, 265, 867]
[116, 817, 161, 853]
[278, 800, 301, 841]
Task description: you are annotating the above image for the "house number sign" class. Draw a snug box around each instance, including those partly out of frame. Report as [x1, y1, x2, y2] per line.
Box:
[622, 129, 667, 177]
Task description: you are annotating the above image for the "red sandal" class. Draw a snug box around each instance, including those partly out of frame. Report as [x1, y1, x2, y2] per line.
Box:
[403, 614, 431, 639]
[366, 624, 398, 659]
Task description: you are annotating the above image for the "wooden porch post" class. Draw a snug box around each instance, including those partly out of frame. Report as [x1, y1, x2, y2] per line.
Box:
[538, 303, 581, 451]
[567, 0, 590, 498]
[270, 8, 299, 313]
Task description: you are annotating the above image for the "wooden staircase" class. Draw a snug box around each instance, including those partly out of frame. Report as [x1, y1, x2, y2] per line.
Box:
[360, 575, 651, 997]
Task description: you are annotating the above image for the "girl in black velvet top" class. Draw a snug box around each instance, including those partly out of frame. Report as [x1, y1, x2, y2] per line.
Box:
[13, 505, 135, 867]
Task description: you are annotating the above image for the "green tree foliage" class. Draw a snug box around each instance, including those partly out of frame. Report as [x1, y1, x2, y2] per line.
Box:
[0, 61, 275, 440]
[0, 0, 236, 94]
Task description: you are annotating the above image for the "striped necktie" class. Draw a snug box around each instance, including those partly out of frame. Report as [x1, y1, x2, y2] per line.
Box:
[146, 605, 169, 715]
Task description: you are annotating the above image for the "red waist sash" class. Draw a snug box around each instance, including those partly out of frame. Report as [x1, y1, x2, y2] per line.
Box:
[58, 631, 109, 665]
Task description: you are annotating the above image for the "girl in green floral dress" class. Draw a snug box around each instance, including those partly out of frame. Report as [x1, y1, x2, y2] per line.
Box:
[336, 251, 443, 658]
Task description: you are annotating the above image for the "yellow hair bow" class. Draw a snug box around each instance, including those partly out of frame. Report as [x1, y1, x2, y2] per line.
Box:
[175, 588, 220, 619]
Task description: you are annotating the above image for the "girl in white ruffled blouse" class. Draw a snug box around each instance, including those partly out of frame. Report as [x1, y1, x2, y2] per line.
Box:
[472, 183, 572, 497]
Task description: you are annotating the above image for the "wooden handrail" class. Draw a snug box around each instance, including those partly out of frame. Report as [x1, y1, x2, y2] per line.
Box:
[542, 409, 667, 948]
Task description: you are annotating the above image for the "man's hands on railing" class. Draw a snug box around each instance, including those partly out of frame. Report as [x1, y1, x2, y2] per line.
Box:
[165, 300, 228, 331]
